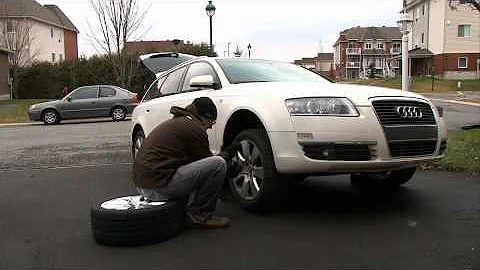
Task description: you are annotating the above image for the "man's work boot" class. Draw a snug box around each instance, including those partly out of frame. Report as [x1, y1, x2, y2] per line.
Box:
[188, 215, 230, 229]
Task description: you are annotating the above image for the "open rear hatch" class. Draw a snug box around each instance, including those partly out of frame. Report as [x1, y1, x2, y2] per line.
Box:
[139, 52, 197, 77]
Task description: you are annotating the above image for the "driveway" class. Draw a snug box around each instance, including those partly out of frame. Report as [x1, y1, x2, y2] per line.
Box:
[0, 122, 479, 269]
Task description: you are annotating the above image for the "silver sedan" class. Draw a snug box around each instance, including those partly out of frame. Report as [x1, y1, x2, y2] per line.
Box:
[28, 85, 139, 124]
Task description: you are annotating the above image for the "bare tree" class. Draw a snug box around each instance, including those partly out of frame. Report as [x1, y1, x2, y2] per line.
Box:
[0, 3, 40, 98]
[88, 0, 149, 88]
[449, 0, 480, 12]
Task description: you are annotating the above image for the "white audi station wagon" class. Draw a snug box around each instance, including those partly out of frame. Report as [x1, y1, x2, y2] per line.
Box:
[131, 52, 447, 212]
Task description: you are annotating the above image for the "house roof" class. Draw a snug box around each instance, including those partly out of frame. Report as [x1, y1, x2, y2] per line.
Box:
[0, 0, 78, 33]
[316, 53, 333, 61]
[123, 40, 184, 55]
[335, 26, 402, 45]
[408, 48, 433, 58]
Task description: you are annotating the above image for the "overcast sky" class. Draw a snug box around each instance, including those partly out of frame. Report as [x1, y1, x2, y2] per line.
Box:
[36, 0, 404, 62]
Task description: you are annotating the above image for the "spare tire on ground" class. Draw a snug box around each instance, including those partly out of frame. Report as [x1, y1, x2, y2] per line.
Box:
[90, 195, 186, 246]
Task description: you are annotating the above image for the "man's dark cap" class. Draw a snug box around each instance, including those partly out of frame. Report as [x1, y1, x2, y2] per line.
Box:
[193, 97, 217, 120]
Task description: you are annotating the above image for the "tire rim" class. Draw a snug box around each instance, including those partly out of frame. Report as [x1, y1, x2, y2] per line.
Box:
[231, 139, 264, 201]
[133, 133, 144, 158]
[113, 108, 125, 120]
[44, 111, 57, 124]
[101, 195, 166, 210]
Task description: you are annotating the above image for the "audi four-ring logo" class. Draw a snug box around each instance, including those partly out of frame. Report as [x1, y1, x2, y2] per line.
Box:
[395, 106, 423, 119]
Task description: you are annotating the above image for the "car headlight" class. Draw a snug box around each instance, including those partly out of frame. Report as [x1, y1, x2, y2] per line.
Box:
[285, 97, 359, 116]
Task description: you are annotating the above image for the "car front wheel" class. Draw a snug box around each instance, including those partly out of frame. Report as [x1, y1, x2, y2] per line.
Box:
[228, 129, 287, 213]
[350, 167, 417, 189]
[42, 109, 60, 125]
[132, 129, 145, 161]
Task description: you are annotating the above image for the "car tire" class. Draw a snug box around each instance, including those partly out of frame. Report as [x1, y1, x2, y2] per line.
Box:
[90, 195, 186, 246]
[42, 109, 60, 125]
[350, 167, 417, 190]
[132, 129, 145, 161]
[228, 129, 287, 213]
[111, 106, 127, 121]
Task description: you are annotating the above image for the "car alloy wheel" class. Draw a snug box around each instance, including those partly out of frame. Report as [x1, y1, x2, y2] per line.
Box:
[230, 139, 265, 201]
[132, 130, 144, 160]
[42, 110, 59, 125]
[112, 107, 126, 121]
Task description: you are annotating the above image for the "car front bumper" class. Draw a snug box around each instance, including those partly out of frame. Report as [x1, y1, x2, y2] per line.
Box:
[269, 107, 447, 174]
[28, 110, 41, 121]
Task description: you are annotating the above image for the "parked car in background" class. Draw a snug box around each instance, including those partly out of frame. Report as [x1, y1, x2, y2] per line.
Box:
[28, 85, 140, 124]
[131, 52, 448, 212]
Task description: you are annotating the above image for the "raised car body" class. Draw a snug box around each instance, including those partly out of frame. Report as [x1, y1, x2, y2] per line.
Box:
[131, 53, 448, 211]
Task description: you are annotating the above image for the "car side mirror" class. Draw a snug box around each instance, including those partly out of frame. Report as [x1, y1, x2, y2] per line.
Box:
[190, 75, 216, 89]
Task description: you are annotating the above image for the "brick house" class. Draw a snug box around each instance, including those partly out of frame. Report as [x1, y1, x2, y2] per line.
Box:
[0, 47, 10, 99]
[294, 53, 334, 78]
[0, 0, 79, 65]
[406, 0, 480, 79]
[123, 40, 184, 55]
[333, 26, 402, 80]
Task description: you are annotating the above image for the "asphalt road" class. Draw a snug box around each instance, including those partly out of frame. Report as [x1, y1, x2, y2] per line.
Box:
[0, 118, 479, 269]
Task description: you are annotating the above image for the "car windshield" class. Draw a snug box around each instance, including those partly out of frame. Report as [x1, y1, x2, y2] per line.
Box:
[216, 59, 331, 84]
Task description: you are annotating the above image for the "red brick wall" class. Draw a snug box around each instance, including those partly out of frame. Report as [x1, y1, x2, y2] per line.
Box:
[64, 30, 78, 60]
[433, 53, 480, 75]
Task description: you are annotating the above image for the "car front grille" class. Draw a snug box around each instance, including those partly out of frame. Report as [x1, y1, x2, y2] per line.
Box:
[302, 143, 375, 161]
[372, 100, 436, 125]
[371, 98, 439, 158]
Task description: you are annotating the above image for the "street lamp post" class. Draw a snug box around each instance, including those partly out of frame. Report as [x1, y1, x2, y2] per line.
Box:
[205, 1, 216, 56]
[397, 3, 413, 91]
[247, 43, 252, 58]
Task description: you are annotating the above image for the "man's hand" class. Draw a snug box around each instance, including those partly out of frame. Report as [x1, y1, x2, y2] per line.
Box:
[219, 142, 241, 161]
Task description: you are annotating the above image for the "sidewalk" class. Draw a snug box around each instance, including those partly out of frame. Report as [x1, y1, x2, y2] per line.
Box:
[419, 91, 480, 106]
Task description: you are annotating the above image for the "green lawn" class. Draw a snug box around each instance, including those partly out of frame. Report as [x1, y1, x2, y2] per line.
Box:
[342, 77, 480, 93]
[0, 99, 51, 124]
[432, 129, 480, 173]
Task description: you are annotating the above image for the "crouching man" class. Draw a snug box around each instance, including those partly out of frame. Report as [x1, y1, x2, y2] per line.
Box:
[133, 97, 238, 229]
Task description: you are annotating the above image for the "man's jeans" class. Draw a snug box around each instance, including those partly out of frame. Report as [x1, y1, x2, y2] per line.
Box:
[137, 156, 227, 222]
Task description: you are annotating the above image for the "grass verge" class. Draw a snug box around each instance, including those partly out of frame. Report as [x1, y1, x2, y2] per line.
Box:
[342, 77, 480, 93]
[0, 99, 51, 124]
[427, 129, 480, 174]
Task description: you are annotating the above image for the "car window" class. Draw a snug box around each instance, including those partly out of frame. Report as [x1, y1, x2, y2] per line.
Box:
[69, 86, 98, 100]
[99, 87, 116, 98]
[181, 62, 219, 92]
[159, 67, 186, 96]
[143, 77, 167, 101]
[216, 59, 330, 84]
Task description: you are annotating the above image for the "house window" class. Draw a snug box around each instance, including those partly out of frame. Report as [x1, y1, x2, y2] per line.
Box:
[59, 54, 63, 61]
[458, 25, 471, 37]
[6, 21, 15, 33]
[458, 57, 468, 68]
[52, 53, 56, 62]
[50, 28, 54, 38]
[377, 43, 384, 50]
[421, 33, 425, 44]
[422, 4, 425, 16]
[365, 43, 372, 49]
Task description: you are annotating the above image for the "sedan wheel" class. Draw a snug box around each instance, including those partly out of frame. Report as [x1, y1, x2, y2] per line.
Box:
[42, 110, 60, 125]
[231, 139, 264, 201]
[228, 129, 287, 213]
[132, 130, 145, 161]
[112, 107, 127, 121]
